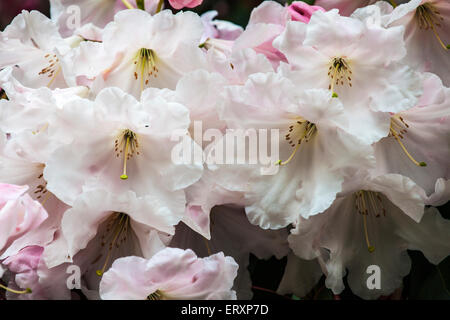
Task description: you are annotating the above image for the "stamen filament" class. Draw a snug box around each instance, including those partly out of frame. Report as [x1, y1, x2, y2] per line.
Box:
[277, 122, 316, 166]
[0, 283, 32, 295]
[121, 136, 130, 180]
[362, 213, 375, 253]
[40, 191, 52, 206]
[203, 238, 212, 256]
[330, 64, 339, 98]
[359, 192, 375, 253]
[391, 129, 426, 167]
[277, 143, 301, 166]
[430, 23, 449, 51]
[46, 66, 61, 88]
[416, 3, 449, 51]
[156, 0, 164, 13]
[121, 0, 135, 9]
[96, 215, 128, 276]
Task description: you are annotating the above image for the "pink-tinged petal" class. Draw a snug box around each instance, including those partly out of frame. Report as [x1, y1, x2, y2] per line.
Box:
[288, 2, 325, 23]
[100, 248, 238, 300]
[287, 174, 444, 300]
[171, 205, 289, 299]
[0, 183, 28, 205]
[373, 73, 450, 195]
[0, 10, 69, 89]
[3, 246, 43, 274]
[385, 0, 450, 86]
[248, 1, 290, 26]
[315, 0, 379, 17]
[169, 0, 203, 10]
[0, 186, 48, 255]
[4, 246, 72, 300]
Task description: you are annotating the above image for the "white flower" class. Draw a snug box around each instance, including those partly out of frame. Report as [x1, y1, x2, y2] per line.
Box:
[171, 205, 289, 299]
[99, 247, 238, 300]
[288, 173, 450, 299]
[71, 9, 207, 98]
[42, 87, 202, 215]
[274, 9, 423, 145]
[381, 0, 450, 86]
[0, 11, 72, 89]
[373, 72, 450, 195]
[209, 72, 375, 229]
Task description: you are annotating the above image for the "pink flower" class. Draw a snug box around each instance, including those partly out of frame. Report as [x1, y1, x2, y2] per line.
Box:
[99, 247, 238, 300]
[169, 0, 203, 10]
[0, 184, 48, 257]
[288, 2, 325, 23]
[2, 246, 72, 300]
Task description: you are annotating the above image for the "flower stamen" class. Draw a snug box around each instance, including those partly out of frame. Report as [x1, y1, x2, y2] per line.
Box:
[0, 283, 32, 295]
[96, 213, 130, 276]
[415, 3, 450, 51]
[389, 116, 426, 167]
[147, 290, 163, 300]
[134, 48, 159, 92]
[277, 120, 316, 166]
[39, 54, 61, 87]
[355, 191, 386, 253]
[328, 57, 352, 98]
[115, 129, 140, 180]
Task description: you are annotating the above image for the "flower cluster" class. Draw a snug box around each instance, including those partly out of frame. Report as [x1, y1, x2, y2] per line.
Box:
[0, 0, 449, 300]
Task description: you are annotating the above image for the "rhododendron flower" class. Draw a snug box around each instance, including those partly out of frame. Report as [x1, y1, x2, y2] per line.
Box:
[200, 11, 243, 42]
[43, 87, 203, 207]
[288, 174, 450, 299]
[373, 72, 450, 195]
[43, 189, 172, 298]
[171, 205, 289, 299]
[99, 247, 238, 300]
[0, 0, 449, 302]
[0, 11, 71, 89]
[232, 1, 289, 68]
[0, 184, 48, 257]
[169, 0, 203, 10]
[209, 73, 375, 229]
[1, 246, 70, 300]
[71, 9, 207, 98]
[381, 0, 450, 86]
[274, 8, 422, 145]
